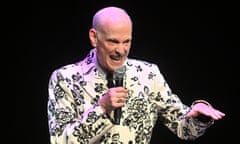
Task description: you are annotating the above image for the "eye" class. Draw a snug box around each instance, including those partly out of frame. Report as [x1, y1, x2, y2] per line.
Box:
[123, 40, 131, 45]
[108, 39, 119, 44]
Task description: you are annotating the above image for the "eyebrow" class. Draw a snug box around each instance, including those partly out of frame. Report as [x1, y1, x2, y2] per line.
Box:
[106, 38, 131, 43]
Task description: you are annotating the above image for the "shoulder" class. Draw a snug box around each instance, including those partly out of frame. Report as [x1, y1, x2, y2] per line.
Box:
[127, 58, 158, 69]
[57, 61, 82, 72]
[126, 58, 160, 74]
[52, 48, 96, 74]
[49, 61, 83, 80]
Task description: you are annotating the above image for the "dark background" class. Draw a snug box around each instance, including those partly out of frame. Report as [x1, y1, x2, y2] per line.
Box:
[27, 0, 237, 143]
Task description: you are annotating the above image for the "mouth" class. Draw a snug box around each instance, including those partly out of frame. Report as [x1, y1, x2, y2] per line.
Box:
[110, 54, 122, 61]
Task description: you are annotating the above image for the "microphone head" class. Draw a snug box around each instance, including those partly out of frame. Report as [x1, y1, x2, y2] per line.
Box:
[113, 66, 126, 80]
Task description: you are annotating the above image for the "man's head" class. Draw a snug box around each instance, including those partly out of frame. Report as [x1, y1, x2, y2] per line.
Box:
[89, 6, 132, 73]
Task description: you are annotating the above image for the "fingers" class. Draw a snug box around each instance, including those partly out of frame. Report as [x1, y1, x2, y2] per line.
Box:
[116, 98, 126, 103]
[186, 103, 226, 120]
[196, 104, 225, 120]
[209, 108, 225, 120]
[98, 87, 128, 113]
[108, 87, 128, 101]
[115, 97, 126, 108]
[111, 88, 128, 107]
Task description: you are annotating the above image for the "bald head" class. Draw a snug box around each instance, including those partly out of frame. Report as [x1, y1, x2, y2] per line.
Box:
[89, 6, 133, 72]
[92, 6, 132, 32]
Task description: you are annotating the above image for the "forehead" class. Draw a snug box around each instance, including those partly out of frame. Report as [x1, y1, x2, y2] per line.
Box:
[99, 28, 132, 42]
[99, 18, 132, 39]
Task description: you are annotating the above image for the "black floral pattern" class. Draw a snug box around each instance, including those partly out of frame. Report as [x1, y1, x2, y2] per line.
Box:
[47, 48, 213, 144]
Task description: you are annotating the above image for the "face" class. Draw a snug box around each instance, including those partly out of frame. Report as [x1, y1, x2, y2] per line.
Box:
[89, 22, 132, 72]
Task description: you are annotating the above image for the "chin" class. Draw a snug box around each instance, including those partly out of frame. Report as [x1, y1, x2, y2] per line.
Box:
[108, 61, 124, 71]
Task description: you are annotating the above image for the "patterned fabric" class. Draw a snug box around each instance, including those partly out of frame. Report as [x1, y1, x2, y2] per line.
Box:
[47, 48, 213, 144]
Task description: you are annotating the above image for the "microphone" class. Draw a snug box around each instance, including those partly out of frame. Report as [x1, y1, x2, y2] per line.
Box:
[113, 66, 126, 125]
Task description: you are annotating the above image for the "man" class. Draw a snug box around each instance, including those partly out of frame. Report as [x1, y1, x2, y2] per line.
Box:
[47, 6, 225, 144]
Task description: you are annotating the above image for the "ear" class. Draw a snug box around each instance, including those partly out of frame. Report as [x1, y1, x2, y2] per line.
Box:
[89, 28, 97, 47]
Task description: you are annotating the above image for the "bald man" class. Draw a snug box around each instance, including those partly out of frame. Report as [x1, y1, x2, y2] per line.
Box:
[47, 6, 225, 144]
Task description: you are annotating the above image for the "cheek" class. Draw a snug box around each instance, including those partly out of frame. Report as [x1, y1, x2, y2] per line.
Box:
[97, 48, 109, 64]
[125, 47, 131, 55]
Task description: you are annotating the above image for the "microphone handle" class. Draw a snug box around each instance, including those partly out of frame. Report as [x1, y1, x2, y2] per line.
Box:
[114, 108, 121, 124]
[114, 78, 123, 125]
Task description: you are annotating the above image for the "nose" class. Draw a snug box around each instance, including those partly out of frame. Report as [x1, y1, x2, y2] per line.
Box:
[115, 45, 127, 56]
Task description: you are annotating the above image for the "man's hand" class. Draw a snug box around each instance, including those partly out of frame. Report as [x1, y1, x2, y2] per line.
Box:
[186, 102, 225, 120]
[98, 87, 128, 113]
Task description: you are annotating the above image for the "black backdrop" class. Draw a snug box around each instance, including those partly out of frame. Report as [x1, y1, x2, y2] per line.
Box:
[29, 1, 237, 144]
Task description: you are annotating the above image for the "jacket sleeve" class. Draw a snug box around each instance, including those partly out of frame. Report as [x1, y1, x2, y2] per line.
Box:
[152, 64, 214, 140]
[47, 70, 113, 144]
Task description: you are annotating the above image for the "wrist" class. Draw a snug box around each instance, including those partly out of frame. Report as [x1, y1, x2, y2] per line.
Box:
[192, 99, 212, 107]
